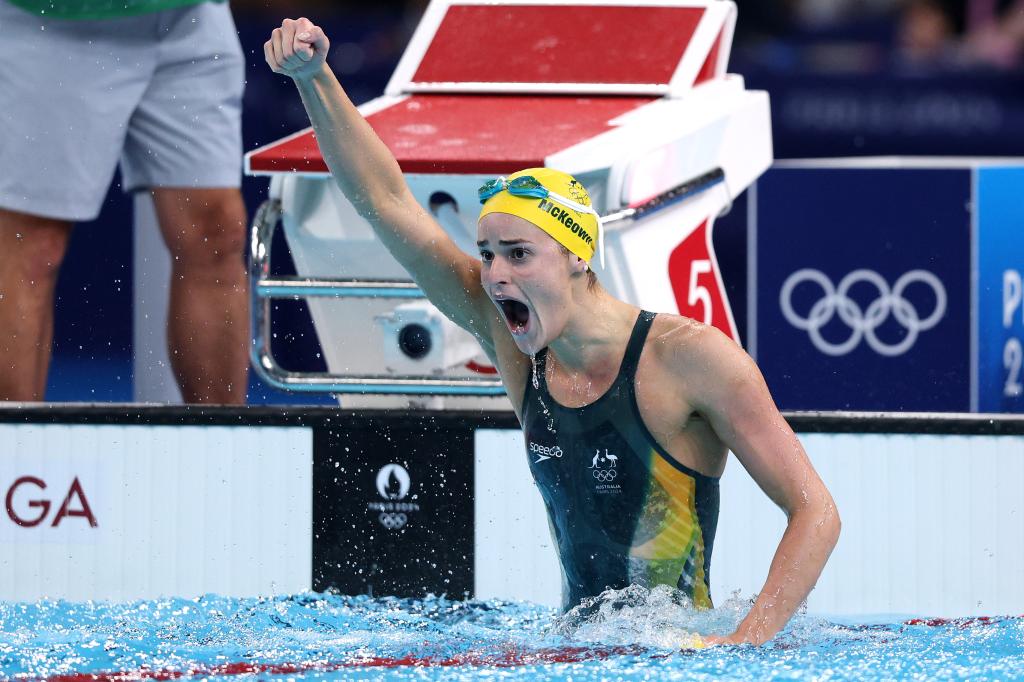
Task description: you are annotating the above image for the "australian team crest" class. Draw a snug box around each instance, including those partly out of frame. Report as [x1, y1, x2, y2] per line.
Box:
[590, 448, 621, 493]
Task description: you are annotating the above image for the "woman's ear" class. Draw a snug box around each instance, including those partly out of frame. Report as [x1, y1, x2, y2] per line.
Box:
[572, 255, 589, 274]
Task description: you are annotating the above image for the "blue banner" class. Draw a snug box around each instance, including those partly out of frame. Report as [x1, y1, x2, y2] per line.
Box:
[740, 71, 1024, 159]
[754, 168, 971, 411]
[977, 167, 1024, 413]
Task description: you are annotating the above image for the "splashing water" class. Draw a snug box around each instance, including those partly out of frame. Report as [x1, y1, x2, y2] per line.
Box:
[555, 584, 739, 647]
[530, 353, 556, 433]
[1, 587, 1022, 681]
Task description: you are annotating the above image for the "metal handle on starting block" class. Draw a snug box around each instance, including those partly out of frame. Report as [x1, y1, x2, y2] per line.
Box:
[249, 199, 505, 395]
[601, 167, 728, 227]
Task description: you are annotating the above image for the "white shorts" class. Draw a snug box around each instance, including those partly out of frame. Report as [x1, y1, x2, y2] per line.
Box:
[0, 0, 244, 221]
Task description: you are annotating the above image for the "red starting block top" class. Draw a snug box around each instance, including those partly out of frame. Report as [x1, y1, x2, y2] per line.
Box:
[390, 1, 732, 95]
[409, 5, 704, 88]
[246, 94, 654, 175]
[245, 1, 736, 176]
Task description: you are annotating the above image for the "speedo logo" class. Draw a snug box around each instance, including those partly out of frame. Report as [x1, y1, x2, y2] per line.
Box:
[537, 199, 594, 246]
[529, 441, 563, 464]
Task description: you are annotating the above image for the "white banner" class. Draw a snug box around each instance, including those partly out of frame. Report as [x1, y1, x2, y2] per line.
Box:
[475, 428, 1024, 617]
[0, 424, 312, 602]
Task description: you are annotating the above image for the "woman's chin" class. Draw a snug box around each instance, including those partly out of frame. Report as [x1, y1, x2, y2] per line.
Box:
[511, 326, 544, 356]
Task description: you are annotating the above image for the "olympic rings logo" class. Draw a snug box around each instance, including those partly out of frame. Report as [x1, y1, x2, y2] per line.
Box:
[779, 269, 947, 357]
[593, 469, 618, 483]
[378, 512, 408, 530]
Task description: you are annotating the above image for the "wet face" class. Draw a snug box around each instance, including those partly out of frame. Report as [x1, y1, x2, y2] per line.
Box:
[477, 212, 582, 355]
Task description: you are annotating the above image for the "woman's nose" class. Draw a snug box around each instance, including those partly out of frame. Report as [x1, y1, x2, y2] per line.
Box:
[484, 257, 509, 285]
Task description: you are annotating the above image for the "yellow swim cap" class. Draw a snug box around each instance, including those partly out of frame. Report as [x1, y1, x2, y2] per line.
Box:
[478, 168, 601, 265]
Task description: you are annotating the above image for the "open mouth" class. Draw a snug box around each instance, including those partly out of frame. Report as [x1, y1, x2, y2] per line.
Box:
[498, 298, 531, 335]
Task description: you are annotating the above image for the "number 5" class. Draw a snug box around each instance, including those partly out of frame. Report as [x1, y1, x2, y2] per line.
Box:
[688, 259, 713, 325]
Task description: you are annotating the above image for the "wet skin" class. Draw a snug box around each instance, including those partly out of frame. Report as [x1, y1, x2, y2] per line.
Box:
[266, 17, 840, 645]
[477, 212, 581, 356]
[474, 212, 728, 479]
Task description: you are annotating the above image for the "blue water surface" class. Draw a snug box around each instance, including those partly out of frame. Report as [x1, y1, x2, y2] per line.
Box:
[1, 586, 1021, 681]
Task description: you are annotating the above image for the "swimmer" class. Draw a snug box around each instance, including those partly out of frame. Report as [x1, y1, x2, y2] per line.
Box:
[265, 17, 840, 646]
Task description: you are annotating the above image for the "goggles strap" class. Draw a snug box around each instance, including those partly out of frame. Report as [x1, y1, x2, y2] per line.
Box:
[545, 189, 604, 269]
[480, 176, 604, 268]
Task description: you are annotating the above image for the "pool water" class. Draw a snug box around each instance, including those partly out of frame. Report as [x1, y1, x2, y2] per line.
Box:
[1, 585, 1021, 681]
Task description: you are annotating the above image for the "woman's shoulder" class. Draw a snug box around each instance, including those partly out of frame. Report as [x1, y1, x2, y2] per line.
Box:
[644, 313, 748, 381]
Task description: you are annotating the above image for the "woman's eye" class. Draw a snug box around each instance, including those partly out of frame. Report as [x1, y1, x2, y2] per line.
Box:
[511, 248, 527, 259]
[480, 251, 493, 262]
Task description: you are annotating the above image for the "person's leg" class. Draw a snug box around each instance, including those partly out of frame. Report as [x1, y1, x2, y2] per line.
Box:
[0, 4, 160, 401]
[151, 187, 249, 404]
[0, 209, 74, 400]
[119, 2, 248, 403]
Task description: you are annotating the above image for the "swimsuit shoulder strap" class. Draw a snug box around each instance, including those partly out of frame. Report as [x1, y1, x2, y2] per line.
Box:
[618, 310, 657, 380]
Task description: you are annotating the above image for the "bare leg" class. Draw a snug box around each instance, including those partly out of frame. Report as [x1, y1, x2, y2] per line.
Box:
[151, 187, 249, 404]
[0, 209, 74, 401]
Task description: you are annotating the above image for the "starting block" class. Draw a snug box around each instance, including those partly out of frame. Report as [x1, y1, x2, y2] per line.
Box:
[245, 0, 772, 407]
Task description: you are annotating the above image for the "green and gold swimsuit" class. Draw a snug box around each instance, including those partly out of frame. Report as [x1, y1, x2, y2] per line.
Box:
[523, 311, 720, 611]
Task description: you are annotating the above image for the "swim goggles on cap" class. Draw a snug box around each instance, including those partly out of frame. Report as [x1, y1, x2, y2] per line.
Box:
[477, 176, 604, 266]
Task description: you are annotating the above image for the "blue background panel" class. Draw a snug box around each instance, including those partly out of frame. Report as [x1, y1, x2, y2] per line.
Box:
[977, 167, 1024, 413]
[755, 168, 971, 412]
